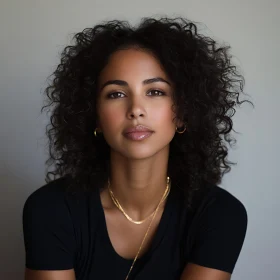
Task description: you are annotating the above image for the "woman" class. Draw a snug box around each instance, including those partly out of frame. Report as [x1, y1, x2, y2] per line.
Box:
[23, 17, 251, 280]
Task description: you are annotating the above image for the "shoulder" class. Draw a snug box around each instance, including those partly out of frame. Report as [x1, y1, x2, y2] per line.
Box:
[22, 175, 89, 225]
[191, 183, 248, 253]
[23, 176, 71, 214]
[184, 182, 248, 249]
[23, 175, 101, 226]
[198, 184, 248, 224]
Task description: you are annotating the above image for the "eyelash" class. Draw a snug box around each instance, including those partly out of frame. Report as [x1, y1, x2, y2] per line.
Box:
[107, 90, 166, 99]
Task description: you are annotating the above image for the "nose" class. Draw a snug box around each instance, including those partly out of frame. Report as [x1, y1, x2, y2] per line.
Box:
[126, 95, 146, 120]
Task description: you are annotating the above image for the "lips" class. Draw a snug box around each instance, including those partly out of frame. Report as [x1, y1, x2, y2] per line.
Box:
[123, 125, 154, 141]
[123, 125, 153, 134]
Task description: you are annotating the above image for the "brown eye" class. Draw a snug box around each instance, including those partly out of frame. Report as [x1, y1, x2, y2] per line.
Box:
[147, 90, 165, 96]
[107, 92, 126, 99]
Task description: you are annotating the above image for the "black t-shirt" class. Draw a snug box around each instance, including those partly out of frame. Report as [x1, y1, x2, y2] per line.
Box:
[22, 176, 247, 279]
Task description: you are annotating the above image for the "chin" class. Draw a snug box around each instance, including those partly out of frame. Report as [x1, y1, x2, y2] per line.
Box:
[119, 143, 170, 160]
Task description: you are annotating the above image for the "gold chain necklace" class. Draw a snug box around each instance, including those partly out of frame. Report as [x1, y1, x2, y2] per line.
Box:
[108, 176, 170, 225]
[107, 177, 171, 280]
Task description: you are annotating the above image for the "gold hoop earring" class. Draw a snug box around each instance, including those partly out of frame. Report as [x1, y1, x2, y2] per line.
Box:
[176, 124, 187, 134]
[94, 128, 99, 137]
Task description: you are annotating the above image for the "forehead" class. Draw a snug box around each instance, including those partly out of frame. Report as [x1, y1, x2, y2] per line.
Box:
[98, 48, 169, 82]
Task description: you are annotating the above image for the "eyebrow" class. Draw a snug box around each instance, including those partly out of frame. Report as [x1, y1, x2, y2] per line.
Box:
[99, 77, 171, 91]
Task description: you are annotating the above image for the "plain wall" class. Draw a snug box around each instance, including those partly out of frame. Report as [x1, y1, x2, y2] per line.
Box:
[0, 0, 279, 279]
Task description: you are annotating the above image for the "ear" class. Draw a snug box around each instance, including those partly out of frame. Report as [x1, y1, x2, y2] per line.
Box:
[176, 119, 185, 128]
[95, 119, 103, 132]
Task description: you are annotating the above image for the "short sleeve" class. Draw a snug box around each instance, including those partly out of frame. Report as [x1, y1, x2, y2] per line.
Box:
[22, 182, 76, 270]
[188, 187, 248, 274]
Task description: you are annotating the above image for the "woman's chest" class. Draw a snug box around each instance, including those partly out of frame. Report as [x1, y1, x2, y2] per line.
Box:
[74, 215, 190, 280]
[103, 206, 165, 260]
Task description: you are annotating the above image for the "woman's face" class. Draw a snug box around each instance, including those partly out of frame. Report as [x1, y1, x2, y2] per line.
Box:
[97, 48, 179, 160]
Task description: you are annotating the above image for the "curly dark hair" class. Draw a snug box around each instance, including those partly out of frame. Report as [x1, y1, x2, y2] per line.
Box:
[41, 16, 253, 209]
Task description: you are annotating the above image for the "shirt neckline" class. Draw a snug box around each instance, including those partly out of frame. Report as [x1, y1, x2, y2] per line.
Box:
[95, 183, 176, 264]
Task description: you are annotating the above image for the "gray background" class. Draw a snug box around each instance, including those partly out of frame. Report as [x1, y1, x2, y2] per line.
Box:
[0, 0, 279, 279]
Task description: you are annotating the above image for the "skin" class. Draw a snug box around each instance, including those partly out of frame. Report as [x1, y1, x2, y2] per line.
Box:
[25, 48, 231, 280]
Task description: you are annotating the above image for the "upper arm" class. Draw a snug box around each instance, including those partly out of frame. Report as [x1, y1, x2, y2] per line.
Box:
[180, 263, 231, 280]
[185, 188, 248, 275]
[22, 184, 76, 271]
[25, 268, 76, 280]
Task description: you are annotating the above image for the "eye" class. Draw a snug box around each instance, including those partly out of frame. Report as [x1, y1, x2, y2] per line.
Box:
[147, 90, 165, 96]
[107, 92, 126, 99]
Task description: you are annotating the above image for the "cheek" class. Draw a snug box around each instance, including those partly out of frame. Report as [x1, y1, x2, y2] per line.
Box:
[98, 106, 122, 131]
[154, 106, 175, 126]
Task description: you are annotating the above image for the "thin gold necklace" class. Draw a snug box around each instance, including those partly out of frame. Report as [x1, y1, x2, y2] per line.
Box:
[107, 177, 171, 280]
[108, 177, 170, 225]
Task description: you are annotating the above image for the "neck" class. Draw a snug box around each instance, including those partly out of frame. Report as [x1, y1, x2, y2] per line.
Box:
[106, 148, 170, 220]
